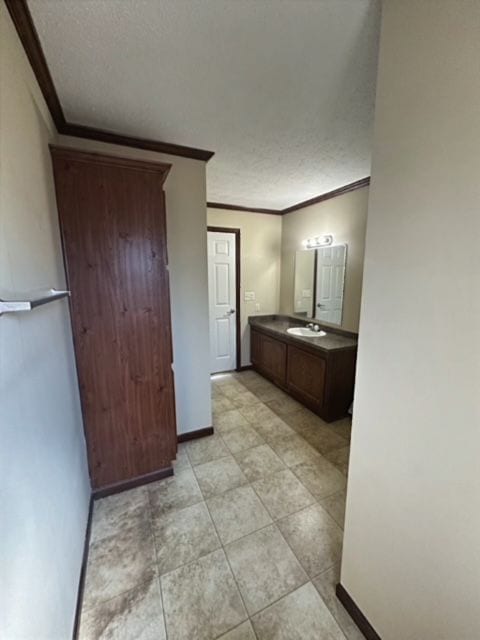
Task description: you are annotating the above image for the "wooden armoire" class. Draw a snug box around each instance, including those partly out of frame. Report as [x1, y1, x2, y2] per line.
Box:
[50, 146, 177, 493]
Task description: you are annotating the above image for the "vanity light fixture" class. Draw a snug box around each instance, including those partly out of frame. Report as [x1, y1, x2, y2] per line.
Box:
[302, 234, 333, 249]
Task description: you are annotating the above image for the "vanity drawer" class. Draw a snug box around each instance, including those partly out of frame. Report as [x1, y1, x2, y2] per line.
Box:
[287, 344, 326, 409]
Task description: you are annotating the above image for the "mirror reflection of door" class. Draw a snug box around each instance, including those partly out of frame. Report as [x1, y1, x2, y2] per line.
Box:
[315, 245, 346, 324]
[208, 230, 238, 373]
[293, 250, 315, 317]
[293, 244, 347, 327]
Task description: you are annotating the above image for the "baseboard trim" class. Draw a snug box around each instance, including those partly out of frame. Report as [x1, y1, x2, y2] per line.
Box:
[72, 495, 94, 639]
[336, 583, 382, 640]
[177, 426, 214, 443]
[237, 364, 253, 372]
[92, 466, 173, 499]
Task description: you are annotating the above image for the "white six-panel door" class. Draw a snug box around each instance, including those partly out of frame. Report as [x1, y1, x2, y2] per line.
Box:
[315, 245, 346, 325]
[208, 231, 237, 373]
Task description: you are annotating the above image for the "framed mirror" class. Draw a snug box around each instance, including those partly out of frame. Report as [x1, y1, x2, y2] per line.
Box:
[293, 244, 347, 325]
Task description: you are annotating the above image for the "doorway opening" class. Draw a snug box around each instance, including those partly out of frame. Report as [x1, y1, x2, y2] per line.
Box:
[207, 226, 241, 373]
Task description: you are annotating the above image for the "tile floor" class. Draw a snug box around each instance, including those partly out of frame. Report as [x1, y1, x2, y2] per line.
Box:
[78, 370, 362, 640]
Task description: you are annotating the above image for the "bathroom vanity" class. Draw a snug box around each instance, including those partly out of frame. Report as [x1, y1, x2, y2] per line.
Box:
[249, 315, 357, 422]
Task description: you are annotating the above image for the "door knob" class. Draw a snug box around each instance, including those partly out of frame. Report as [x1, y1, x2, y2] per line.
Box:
[226, 308, 235, 315]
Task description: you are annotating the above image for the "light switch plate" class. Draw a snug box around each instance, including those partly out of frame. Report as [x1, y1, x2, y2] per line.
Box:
[244, 291, 256, 301]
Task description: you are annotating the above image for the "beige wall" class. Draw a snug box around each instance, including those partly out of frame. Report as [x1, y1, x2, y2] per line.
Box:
[280, 187, 369, 332]
[207, 209, 282, 366]
[0, 6, 91, 638]
[58, 136, 212, 436]
[342, 2, 480, 639]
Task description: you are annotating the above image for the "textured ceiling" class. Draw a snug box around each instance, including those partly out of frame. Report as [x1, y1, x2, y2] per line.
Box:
[28, 0, 381, 209]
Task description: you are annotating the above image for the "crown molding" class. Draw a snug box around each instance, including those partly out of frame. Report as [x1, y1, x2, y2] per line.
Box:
[59, 122, 214, 161]
[208, 177, 371, 216]
[207, 202, 283, 215]
[5, 0, 66, 127]
[281, 177, 370, 214]
[4, 0, 214, 162]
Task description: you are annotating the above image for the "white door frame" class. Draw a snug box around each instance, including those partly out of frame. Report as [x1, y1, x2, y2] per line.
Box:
[207, 226, 240, 373]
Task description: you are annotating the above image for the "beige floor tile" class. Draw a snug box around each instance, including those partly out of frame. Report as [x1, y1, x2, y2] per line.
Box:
[213, 396, 236, 414]
[238, 402, 278, 424]
[186, 434, 229, 465]
[194, 455, 248, 498]
[218, 620, 257, 640]
[214, 408, 251, 433]
[212, 376, 245, 390]
[291, 457, 346, 499]
[152, 501, 220, 574]
[268, 433, 321, 467]
[277, 504, 343, 577]
[252, 468, 315, 520]
[266, 394, 303, 416]
[218, 383, 248, 398]
[207, 485, 272, 545]
[253, 415, 295, 442]
[282, 407, 327, 432]
[90, 486, 150, 543]
[324, 416, 352, 441]
[173, 443, 191, 471]
[161, 549, 247, 640]
[79, 578, 166, 640]
[225, 524, 307, 615]
[221, 425, 265, 454]
[250, 383, 286, 403]
[212, 386, 226, 400]
[300, 423, 349, 455]
[83, 520, 156, 610]
[234, 444, 285, 482]
[232, 370, 263, 385]
[313, 565, 365, 640]
[324, 445, 351, 476]
[148, 468, 203, 517]
[229, 390, 262, 408]
[251, 582, 346, 640]
[319, 490, 347, 529]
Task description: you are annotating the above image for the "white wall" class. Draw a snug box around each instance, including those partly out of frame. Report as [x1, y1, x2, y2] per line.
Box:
[0, 6, 91, 638]
[280, 187, 369, 332]
[58, 136, 212, 435]
[342, 2, 480, 639]
[207, 208, 282, 366]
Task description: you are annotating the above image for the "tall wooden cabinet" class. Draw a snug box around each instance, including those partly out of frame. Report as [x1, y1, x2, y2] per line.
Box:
[50, 147, 177, 492]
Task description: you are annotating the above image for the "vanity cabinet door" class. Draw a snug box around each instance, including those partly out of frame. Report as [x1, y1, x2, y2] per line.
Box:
[250, 329, 287, 386]
[287, 345, 326, 409]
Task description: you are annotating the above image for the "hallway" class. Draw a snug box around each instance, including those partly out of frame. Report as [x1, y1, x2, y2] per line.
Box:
[78, 370, 360, 639]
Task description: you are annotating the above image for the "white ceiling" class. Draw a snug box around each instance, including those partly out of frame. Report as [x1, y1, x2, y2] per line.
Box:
[28, 0, 381, 209]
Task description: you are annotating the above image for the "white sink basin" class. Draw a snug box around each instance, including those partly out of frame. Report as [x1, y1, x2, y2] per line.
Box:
[287, 327, 327, 338]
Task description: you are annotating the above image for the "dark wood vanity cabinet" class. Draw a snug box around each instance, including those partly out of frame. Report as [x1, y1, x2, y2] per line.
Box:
[287, 345, 326, 410]
[251, 330, 287, 386]
[250, 325, 356, 422]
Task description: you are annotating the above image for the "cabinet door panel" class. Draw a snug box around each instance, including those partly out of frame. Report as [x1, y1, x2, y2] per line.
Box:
[51, 148, 176, 490]
[261, 334, 287, 385]
[251, 329, 286, 385]
[287, 345, 325, 408]
[250, 328, 262, 367]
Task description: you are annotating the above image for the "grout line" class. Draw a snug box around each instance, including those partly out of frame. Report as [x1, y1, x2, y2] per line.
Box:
[146, 491, 169, 640]
[200, 490, 252, 634]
